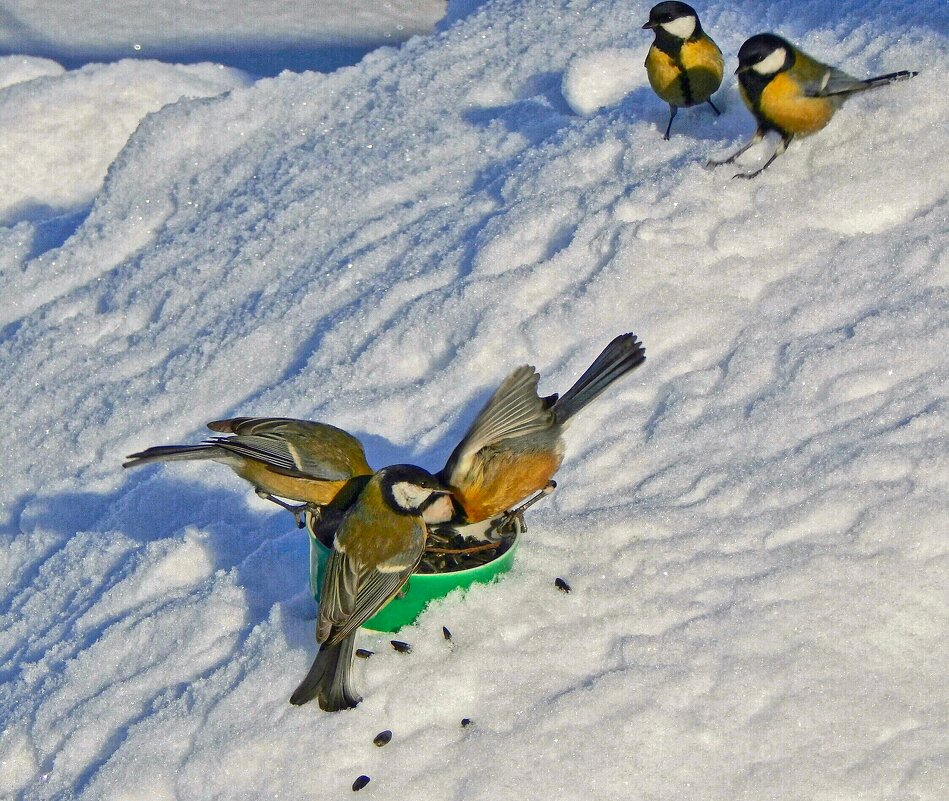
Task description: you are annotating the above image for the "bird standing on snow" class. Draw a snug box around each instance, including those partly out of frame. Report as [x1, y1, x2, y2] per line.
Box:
[289, 464, 450, 710]
[709, 33, 918, 178]
[423, 333, 646, 531]
[643, 2, 723, 139]
[123, 417, 372, 526]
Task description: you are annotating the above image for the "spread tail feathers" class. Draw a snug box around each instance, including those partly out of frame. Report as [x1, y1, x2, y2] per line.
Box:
[289, 632, 361, 711]
[553, 333, 646, 423]
[123, 444, 221, 469]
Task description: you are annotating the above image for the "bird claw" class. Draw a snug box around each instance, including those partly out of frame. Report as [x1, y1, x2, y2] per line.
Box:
[497, 481, 557, 534]
[254, 489, 312, 528]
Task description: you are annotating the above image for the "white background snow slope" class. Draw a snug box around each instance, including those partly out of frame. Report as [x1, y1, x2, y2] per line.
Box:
[1, 0, 947, 799]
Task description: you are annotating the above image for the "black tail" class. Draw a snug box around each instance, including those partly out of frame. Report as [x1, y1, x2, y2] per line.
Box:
[553, 333, 646, 423]
[860, 70, 918, 91]
[289, 631, 361, 711]
[122, 444, 220, 469]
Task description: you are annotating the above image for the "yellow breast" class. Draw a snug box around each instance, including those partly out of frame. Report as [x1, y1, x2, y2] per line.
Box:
[646, 38, 723, 107]
[759, 72, 836, 136]
[679, 38, 724, 103]
[646, 46, 685, 105]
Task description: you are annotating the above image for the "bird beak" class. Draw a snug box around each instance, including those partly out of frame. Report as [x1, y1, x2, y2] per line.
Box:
[735, 64, 749, 75]
[642, 20, 657, 29]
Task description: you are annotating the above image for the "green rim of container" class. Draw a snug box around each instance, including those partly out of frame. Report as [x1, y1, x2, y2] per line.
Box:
[308, 521, 519, 632]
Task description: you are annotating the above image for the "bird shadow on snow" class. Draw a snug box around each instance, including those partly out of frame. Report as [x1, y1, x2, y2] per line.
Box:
[354, 382, 497, 474]
[617, 85, 741, 146]
[7, 472, 311, 621]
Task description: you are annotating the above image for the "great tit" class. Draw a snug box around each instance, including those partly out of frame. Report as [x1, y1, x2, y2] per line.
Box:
[643, 2, 724, 139]
[123, 416, 372, 525]
[709, 33, 918, 178]
[424, 333, 646, 530]
[289, 464, 449, 710]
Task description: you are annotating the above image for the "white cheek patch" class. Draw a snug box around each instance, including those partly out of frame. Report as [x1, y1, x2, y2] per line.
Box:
[392, 481, 433, 511]
[421, 494, 454, 524]
[660, 15, 696, 39]
[753, 47, 787, 75]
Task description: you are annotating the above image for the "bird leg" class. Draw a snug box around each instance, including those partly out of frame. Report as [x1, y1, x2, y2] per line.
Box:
[497, 481, 557, 534]
[706, 129, 764, 168]
[663, 105, 678, 140]
[732, 135, 790, 179]
[254, 489, 309, 528]
[706, 98, 721, 115]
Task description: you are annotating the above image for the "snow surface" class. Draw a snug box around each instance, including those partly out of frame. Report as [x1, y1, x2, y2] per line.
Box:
[1, 0, 948, 799]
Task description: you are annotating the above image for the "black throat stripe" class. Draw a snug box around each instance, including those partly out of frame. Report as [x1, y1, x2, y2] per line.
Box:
[654, 28, 696, 106]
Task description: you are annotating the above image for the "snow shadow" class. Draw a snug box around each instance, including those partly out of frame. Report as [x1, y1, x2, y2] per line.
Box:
[0, 40, 378, 78]
[3, 204, 91, 258]
[0, 3, 396, 76]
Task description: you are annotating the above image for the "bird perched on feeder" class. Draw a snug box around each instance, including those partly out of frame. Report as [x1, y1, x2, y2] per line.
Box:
[289, 464, 450, 710]
[643, 2, 724, 139]
[423, 333, 646, 531]
[123, 417, 372, 526]
[709, 33, 918, 178]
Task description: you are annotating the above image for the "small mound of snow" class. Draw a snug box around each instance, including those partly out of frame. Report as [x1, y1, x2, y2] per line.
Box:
[562, 48, 641, 115]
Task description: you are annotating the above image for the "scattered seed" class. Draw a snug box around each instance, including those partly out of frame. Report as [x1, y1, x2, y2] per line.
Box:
[442, 626, 453, 642]
[461, 718, 473, 727]
[355, 649, 374, 659]
[352, 775, 371, 791]
[390, 640, 412, 653]
[373, 730, 392, 747]
[555, 577, 571, 593]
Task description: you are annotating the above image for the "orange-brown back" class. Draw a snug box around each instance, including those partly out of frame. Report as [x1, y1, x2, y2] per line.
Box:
[451, 446, 563, 523]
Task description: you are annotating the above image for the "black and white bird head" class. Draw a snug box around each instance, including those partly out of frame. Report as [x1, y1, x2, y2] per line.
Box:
[380, 464, 450, 515]
[736, 34, 794, 76]
[643, 2, 700, 40]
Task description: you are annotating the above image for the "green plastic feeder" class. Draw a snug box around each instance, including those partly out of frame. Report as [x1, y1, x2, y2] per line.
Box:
[307, 521, 520, 632]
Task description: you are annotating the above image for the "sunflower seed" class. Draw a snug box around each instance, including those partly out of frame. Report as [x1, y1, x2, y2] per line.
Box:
[555, 577, 571, 593]
[373, 730, 392, 747]
[355, 649, 374, 659]
[352, 775, 370, 791]
[442, 626, 453, 642]
[390, 640, 412, 653]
